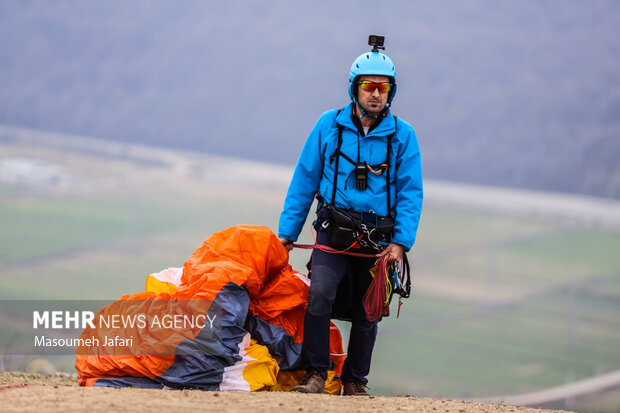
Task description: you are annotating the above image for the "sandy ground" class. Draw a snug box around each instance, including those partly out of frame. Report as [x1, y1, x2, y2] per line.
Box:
[0, 373, 575, 413]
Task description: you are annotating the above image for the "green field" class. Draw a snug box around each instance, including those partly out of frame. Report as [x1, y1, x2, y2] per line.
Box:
[1, 135, 620, 412]
[370, 209, 620, 412]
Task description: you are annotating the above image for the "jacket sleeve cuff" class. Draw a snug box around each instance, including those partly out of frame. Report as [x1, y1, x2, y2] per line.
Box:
[278, 233, 296, 242]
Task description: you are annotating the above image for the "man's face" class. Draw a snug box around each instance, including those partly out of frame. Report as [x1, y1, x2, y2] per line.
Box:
[356, 75, 391, 116]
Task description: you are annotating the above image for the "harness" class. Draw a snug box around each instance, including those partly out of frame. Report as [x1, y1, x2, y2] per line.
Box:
[328, 109, 398, 217]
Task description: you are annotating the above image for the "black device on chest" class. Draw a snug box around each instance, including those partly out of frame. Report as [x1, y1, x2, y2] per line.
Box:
[355, 162, 368, 190]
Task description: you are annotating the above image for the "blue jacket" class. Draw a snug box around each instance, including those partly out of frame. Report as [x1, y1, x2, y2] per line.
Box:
[278, 102, 423, 251]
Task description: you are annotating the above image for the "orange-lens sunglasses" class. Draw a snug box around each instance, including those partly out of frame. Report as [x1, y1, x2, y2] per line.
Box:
[358, 81, 392, 93]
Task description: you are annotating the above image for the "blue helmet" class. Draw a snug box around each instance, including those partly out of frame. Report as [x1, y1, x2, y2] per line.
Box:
[348, 51, 397, 104]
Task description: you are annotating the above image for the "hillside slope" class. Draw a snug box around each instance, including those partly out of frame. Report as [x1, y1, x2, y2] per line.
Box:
[1, 2, 619, 198]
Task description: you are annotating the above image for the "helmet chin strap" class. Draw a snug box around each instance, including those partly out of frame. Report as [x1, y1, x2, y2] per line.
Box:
[355, 100, 390, 119]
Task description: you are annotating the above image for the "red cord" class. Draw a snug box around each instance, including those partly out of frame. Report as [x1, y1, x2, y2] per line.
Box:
[308, 222, 360, 254]
[292, 223, 381, 258]
[363, 254, 391, 322]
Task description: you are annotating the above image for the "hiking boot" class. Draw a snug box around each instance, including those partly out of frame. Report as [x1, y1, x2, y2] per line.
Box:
[342, 380, 370, 396]
[292, 369, 325, 394]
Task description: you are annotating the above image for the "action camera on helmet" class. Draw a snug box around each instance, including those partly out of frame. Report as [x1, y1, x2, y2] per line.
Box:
[368, 35, 385, 52]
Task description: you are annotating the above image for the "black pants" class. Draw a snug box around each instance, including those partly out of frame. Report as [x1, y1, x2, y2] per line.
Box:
[302, 230, 379, 384]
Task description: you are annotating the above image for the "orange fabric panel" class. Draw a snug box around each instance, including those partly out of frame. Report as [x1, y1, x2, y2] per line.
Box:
[329, 322, 345, 377]
[77, 354, 176, 386]
[248, 265, 308, 343]
[250, 265, 308, 318]
[182, 225, 288, 298]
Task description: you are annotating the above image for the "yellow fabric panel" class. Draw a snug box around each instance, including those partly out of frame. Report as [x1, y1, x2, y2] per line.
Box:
[324, 370, 342, 395]
[242, 340, 280, 391]
[145, 275, 178, 294]
[271, 370, 306, 392]
[271, 370, 342, 395]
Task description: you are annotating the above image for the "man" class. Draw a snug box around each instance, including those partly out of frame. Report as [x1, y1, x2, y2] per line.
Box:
[278, 36, 423, 396]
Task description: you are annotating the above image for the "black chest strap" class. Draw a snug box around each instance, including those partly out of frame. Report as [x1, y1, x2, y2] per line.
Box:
[329, 111, 397, 218]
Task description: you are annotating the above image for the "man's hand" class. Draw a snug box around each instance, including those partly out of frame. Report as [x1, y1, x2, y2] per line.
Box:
[279, 237, 294, 252]
[379, 243, 404, 263]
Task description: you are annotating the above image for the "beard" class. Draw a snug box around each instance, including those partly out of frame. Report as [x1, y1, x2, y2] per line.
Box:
[358, 100, 387, 117]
